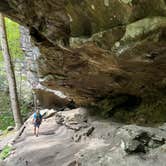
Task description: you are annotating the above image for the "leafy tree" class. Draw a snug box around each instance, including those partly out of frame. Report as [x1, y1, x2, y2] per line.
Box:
[0, 13, 23, 130]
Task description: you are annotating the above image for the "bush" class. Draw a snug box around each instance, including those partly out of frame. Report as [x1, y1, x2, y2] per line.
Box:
[0, 145, 12, 160]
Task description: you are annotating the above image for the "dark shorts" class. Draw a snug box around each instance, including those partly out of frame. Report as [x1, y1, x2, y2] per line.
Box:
[34, 122, 41, 128]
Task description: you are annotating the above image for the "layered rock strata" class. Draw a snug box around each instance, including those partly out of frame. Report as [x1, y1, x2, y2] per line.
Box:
[0, 0, 166, 123]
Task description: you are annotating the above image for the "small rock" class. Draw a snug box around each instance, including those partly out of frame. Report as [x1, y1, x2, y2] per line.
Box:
[148, 137, 165, 149]
[63, 160, 80, 166]
[104, 0, 109, 7]
[73, 126, 95, 142]
[7, 126, 14, 131]
[63, 107, 71, 112]
[125, 140, 146, 154]
[73, 134, 82, 142]
[117, 125, 166, 154]
[160, 144, 166, 152]
[159, 123, 166, 131]
[86, 126, 95, 136]
[115, 41, 120, 47]
[66, 122, 90, 131]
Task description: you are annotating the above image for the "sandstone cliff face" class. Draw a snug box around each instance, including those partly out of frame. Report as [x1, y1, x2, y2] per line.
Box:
[0, 0, 166, 124]
[20, 26, 71, 109]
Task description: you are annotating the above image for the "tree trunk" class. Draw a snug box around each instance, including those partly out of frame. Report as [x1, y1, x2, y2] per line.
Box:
[0, 13, 22, 130]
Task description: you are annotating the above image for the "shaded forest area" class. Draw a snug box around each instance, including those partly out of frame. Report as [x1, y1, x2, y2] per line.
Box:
[0, 18, 32, 130]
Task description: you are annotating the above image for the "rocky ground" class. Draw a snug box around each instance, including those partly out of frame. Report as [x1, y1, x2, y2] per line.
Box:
[1, 108, 166, 166]
[0, 131, 16, 153]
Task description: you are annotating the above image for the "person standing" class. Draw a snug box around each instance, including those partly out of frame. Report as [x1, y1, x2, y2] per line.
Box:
[32, 110, 42, 137]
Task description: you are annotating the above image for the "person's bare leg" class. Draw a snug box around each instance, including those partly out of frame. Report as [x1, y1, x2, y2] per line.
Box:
[36, 127, 39, 137]
[34, 126, 36, 136]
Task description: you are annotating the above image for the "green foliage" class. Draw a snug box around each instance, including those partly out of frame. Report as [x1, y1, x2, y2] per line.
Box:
[0, 91, 31, 130]
[134, 98, 166, 125]
[0, 18, 32, 130]
[20, 100, 31, 122]
[89, 92, 166, 126]
[0, 91, 14, 130]
[112, 98, 166, 126]
[0, 17, 23, 61]
[99, 95, 129, 117]
[0, 74, 8, 90]
[0, 115, 14, 131]
[0, 145, 12, 160]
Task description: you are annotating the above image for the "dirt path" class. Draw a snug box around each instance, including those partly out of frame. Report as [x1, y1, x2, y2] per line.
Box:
[3, 116, 84, 166]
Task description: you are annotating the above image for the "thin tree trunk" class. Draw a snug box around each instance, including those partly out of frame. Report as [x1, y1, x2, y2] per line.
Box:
[0, 13, 22, 130]
[19, 67, 22, 100]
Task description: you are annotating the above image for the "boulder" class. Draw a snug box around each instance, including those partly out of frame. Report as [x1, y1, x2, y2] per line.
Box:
[115, 125, 166, 154]
[75, 123, 166, 166]
[56, 108, 88, 124]
[40, 109, 57, 119]
[55, 108, 89, 131]
[73, 126, 95, 142]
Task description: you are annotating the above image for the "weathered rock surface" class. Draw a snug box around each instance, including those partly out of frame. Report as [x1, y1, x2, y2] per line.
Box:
[40, 109, 57, 119]
[3, 109, 166, 166]
[0, 0, 166, 124]
[20, 26, 74, 109]
[55, 108, 89, 131]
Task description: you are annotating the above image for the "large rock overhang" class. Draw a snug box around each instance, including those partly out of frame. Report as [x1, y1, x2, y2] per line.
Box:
[1, 0, 166, 124]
